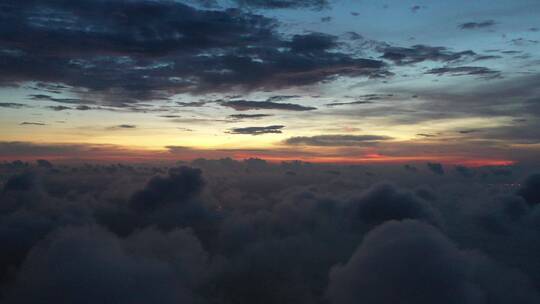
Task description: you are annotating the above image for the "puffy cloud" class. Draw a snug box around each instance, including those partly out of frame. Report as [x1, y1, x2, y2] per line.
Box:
[348, 183, 441, 226]
[2, 172, 37, 192]
[327, 220, 540, 304]
[427, 162, 445, 175]
[0, 162, 540, 303]
[35, 159, 53, 169]
[472, 195, 530, 233]
[129, 166, 205, 213]
[455, 165, 475, 178]
[404, 164, 418, 172]
[517, 173, 540, 205]
[5, 226, 208, 304]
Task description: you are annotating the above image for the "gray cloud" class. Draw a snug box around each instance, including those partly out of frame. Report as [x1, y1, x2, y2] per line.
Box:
[222, 100, 316, 111]
[427, 162, 445, 175]
[1, 1, 387, 104]
[425, 66, 501, 78]
[46, 105, 72, 111]
[234, 0, 329, 10]
[284, 135, 392, 146]
[227, 125, 285, 135]
[459, 20, 496, 30]
[108, 124, 137, 130]
[19, 122, 46, 126]
[0, 103, 29, 109]
[379, 45, 476, 65]
[327, 220, 539, 304]
[229, 114, 273, 120]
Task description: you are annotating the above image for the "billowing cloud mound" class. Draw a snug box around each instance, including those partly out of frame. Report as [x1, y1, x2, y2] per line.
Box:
[2, 172, 37, 192]
[349, 183, 441, 226]
[130, 166, 204, 213]
[0, 162, 539, 303]
[5, 226, 208, 304]
[327, 220, 539, 304]
[427, 162, 445, 175]
[517, 173, 540, 205]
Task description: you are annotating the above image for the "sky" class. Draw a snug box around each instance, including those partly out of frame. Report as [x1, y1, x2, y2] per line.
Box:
[1, 0, 539, 164]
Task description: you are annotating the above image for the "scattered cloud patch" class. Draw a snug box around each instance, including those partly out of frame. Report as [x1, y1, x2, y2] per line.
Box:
[227, 125, 285, 135]
[284, 135, 392, 146]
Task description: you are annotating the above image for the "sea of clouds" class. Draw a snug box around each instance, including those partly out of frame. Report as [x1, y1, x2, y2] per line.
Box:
[0, 159, 539, 304]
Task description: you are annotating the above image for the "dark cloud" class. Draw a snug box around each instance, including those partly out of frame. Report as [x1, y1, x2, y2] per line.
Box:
[327, 220, 539, 304]
[75, 105, 92, 111]
[36, 159, 53, 168]
[327, 94, 392, 106]
[19, 122, 46, 126]
[416, 133, 436, 137]
[46, 105, 71, 111]
[348, 184, 441, 226]
[289, 32, 338, 54]
[234, 0, 329, 10]
[29, 94, 92, 105]
[160, 114, 182, 118]
[1, 1, 386, 104]
[459, 129, 479, 134]
[2, 172, 37, 192]
[229, 114, 273, 119]
[517, 173, 540, 205]
[510, 38, 539, 46]
[404, 164, 418, 172]
[0, 103, 28, 109]
[284, 135, 392, 146]
[427, 162, 445, 175]
[410, 5, 425, 13]
[379, 45, 476, 65]
[227, 125, 285, 135]
[176, 101, 208, 107]
[459, 20, 496, 30]
[326, 100, 372, 107]
[265, 95, 301, 102]
[0, 142, 131, 158]
[455, 165, 475, 178]
[425, 66, 500, 78]
[1, 162, 540, 303]
[113, 124, 137, 129]
[491, 168, 513, 176]
[222, 100, 316, 111]
[130, 167, 204, 213]
[473, 55, 502, 61]
[5, 226, 207, 304]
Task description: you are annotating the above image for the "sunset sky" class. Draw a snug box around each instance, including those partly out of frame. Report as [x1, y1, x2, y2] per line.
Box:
[1, 0, 539, 164]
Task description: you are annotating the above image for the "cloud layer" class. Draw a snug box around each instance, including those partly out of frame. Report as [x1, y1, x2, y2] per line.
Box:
[0, 160, 539, 303]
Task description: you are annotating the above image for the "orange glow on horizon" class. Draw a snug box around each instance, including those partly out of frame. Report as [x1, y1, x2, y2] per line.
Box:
[0, 146, 516, 168]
